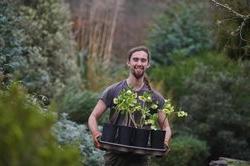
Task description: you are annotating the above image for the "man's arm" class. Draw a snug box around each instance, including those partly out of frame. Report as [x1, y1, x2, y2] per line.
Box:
[158, 111, 172, 147]
[88, 100, 107, 149]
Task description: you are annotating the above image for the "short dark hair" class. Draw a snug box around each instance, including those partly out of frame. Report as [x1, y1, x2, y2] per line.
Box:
[127, 46, 150, 62]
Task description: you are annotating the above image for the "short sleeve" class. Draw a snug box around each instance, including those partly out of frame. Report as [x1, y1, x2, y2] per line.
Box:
[99, 85, 115, 108]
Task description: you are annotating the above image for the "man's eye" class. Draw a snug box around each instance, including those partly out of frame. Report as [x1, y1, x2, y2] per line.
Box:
[133, 58, 139, 62]
[141, 59, 147, 63]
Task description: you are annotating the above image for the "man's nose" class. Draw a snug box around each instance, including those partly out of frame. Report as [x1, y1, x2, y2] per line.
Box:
[137, 60, 143, 65]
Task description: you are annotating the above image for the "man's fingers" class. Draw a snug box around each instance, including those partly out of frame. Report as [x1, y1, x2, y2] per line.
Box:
[92, 131, 102, 149]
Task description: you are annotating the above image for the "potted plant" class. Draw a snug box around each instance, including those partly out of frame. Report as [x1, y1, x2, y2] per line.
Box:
[102, 88, 140, 145]
[146, 99, 188, 149]
[101, 123, 118, 142]
[132, 91, 157, 147]
[111, 89, 161, 148]
[101, 87, 188, 149]
[102, 88, 154, 146]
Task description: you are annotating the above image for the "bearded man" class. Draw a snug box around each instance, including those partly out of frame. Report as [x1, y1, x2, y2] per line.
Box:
[88, 46, 171, 166]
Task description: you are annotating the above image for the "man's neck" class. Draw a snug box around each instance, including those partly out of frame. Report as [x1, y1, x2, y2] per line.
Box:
[126, 74, 144, 91]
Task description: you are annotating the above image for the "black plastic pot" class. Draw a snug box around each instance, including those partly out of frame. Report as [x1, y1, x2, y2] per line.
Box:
[117, 125, 134, 146]
[101, 123, 117, 143]
[151, 130, 166, 149]
[132, 128, 150, 147]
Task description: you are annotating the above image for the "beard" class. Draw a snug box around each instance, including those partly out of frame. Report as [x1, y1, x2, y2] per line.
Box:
[132, 66, 145, 79]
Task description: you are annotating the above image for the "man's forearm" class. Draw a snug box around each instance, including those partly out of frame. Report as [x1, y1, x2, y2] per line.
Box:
[88, 114, 102, 148]
[88, 114, 100, 134]
[88, 100, 107, 135]
[164, 126, 172, 145]
[158, 111, 172, 145]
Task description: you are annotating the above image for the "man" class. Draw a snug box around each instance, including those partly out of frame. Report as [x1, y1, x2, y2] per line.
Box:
[88, 46, 171, 166]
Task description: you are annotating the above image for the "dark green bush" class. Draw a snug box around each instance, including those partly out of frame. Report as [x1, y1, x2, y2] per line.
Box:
[0, 84, 82, 166]
[56, 86, 99, 123]
[151, 135, 209, 166]
[0, 0, 81, 98]
[149, 51, 250, 161]
[180, 61, 250, 160]
[147, 0, 213, 65]
[0, 2, 27, 87]
[149, 52, 236, 101]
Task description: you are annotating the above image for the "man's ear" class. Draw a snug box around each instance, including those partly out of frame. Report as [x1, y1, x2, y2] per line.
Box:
[126, 61, 130, 67]
[146, 63, 151, 69]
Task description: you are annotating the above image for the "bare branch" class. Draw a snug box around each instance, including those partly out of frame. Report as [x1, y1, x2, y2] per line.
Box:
[211, 0, 245, 18]
[211, 0, 250, 42]
[239, 18, 248, 42]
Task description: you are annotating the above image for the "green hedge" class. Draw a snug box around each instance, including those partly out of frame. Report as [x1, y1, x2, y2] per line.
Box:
[0, 0, 81, 98]
[149, 52, 236, 101]
[56, 85, 110, 124]
[149, 52, 250, 161]
[56, 86, 99, 123]
[147, 0, 213, 65]
[180, 61, 250, 160]
[151, 135, 209, 166]
[0, 84, 82, 166]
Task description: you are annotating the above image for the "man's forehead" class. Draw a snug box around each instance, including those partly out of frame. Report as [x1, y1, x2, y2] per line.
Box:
[131, 51, 148, 58]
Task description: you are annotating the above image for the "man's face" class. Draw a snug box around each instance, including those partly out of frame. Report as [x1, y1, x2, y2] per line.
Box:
[127, 51, 150, 79]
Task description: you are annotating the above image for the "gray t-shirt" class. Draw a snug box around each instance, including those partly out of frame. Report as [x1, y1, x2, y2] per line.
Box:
[99, 80, 165, 126]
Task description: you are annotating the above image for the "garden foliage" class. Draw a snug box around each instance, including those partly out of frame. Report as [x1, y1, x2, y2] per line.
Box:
[180, 61, 250, 160]
[151, 135, 209, 166]
[149, 51, 250, 161]
[0, 84, 82, 166]
[56, 86, 99, 124]
[212, 0, 250, 60]
[0, 0, 81, 98]
[53, 113, 104, 166]
[147, 0, 213, 65]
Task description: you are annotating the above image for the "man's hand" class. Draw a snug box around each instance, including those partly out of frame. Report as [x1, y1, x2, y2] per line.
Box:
[92, 130, 102, 149]
[164, 139, 171, 154]
[164, 141, 169, 148]
[164, 138, 171, 149]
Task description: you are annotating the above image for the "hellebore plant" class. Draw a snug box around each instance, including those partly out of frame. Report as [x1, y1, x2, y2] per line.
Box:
[113, 88, 140, 127]
[137, 91, 159, 128]
[112, 88, 159, 128]
[113, 88, 158, 128]
[113, 88, 188, 129]
[146, 99, 188, 130]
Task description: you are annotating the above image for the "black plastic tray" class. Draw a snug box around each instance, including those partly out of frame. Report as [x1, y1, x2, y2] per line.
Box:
[98, 137, 169, 157]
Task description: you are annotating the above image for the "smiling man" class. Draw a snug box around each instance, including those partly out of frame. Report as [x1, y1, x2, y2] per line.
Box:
[88, 46, 172, 166]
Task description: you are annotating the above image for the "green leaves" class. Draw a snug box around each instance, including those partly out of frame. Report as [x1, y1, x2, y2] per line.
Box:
[113, 88, 187, 129]
[0, 0, 81, 98]
[177, 111, 188, 118]
[147, 98, 187, 130]
[147, 1, 213, 65]
[0, 83, 82, 166]
[162, 99, 187, 118]
[113, 88, 140, 114]
[113, 89, 156, 127]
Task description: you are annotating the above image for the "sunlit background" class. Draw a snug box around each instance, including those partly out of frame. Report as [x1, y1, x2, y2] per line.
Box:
[0, 0, 250, 165]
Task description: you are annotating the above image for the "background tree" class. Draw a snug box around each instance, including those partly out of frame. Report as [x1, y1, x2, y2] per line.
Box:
[147, 0, 214, 65]
[147, 0, 250, 164]
[0, 84, 82, 166]
[179, 61, 250, 160]
[0, 0, 81, 98]
[211, 0, 250, 60]
[66, 0, 167, 91]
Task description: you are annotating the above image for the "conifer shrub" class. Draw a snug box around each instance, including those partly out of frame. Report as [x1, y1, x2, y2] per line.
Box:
[0, 84, 82, 166]
[151, 135, 209, 166]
